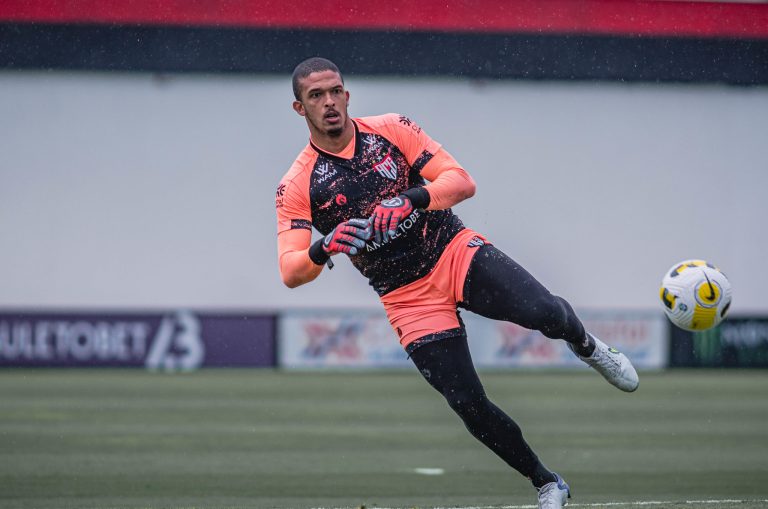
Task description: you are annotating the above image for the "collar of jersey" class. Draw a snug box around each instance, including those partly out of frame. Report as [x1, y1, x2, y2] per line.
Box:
[309, 119, 362, 162]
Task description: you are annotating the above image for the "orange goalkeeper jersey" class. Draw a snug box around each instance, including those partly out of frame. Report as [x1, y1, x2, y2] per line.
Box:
[276, 114, 467, 296]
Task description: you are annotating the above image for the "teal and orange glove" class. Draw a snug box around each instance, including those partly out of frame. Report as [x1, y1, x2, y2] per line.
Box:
[308, 218, 372, 265]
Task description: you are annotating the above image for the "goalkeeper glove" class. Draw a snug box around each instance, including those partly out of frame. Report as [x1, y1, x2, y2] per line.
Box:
[370, 187, 430, 244]
[308, 218, 372, 265]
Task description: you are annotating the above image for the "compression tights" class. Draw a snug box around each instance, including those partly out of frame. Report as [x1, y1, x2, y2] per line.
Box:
[409, 244, 588, 487]
[410, 335, 557, 487]
[460, 244, 586, 344]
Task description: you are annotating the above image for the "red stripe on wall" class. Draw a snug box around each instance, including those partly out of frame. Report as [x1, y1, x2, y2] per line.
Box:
[1, 0, 767, 38]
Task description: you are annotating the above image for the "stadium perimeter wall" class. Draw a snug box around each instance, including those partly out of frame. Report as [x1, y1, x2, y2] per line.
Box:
[2, 308, 767, 369]
[1, 72, 767, 313]
[0, 307, 672, 369]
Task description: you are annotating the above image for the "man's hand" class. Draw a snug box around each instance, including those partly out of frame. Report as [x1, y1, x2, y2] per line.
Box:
[370, 195, 413, 244]
[309, 218, 372, 265]
[323, 218, 372, 255]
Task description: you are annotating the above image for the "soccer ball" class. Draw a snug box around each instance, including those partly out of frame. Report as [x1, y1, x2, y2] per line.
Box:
[659, 259, 732, 331]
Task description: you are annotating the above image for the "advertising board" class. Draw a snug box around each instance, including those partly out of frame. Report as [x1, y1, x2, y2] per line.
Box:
[279, 309, 667, 369]
[0, 310, 275, 369]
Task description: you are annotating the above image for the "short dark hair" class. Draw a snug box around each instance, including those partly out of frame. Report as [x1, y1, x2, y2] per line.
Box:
[292, 57, 343, 100]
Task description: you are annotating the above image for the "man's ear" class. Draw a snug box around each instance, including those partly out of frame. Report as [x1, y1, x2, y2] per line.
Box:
[292, 100, 306, 117]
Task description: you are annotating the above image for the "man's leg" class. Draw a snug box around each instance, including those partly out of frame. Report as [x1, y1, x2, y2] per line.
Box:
[461, 244, 590, 351]
[461, 244, 638, 392]
[409, 334, 558, 489]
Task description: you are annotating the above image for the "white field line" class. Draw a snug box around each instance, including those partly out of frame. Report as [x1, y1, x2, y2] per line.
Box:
[314, 499, 768, 509]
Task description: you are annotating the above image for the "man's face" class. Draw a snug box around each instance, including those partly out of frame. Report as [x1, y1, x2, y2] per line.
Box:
[293, 70, 350, 138]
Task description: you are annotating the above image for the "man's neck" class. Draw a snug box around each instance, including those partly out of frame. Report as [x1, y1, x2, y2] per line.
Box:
[311, 120, 355, 154]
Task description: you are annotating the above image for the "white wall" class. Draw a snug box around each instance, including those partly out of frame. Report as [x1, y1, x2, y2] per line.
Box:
[1, 71, 766, 312]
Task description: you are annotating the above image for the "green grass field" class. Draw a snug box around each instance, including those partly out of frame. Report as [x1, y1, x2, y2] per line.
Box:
[1, 369, 767, 509]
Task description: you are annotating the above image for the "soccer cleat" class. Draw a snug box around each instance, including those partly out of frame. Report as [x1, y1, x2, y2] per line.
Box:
[569, 334, 639, 392]
[537, 472, 571, 509]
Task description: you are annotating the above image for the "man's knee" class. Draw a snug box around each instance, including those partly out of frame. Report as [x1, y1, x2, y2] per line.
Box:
[529, 294, 572, 338]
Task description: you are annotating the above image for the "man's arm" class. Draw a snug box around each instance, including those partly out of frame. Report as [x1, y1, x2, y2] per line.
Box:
[370, 151, 476, 243]
[276, 171, 326, 288]
[278, 219, 373, 288]
[369, 114, 476, 240]
[278, 228, 324, 288]
[420, 148, 476, 210]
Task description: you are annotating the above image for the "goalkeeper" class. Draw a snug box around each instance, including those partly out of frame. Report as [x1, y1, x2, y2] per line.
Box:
[276, 57, 639, 509]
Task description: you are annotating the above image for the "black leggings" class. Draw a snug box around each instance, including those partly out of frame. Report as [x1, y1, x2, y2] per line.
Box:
[460, 244, 585, 344]
[409, 244, 585, 484]
[410, 335, 546, 480]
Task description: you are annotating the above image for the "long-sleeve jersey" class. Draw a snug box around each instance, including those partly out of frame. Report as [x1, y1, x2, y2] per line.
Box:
[276, 113, 474, 296]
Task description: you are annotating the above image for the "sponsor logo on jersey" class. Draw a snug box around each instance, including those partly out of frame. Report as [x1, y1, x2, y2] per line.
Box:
[373, 154, 398, 181]
[290, 219, 312, 230]
[363, 133, 383, 153]
[275, 183, 286, 208]
[335, 194, 347, 206]
[398, 115, 422, 134]
[365, 209, 422, 252]
[467, 236, 485, 248]
[315, 162, 338, 184]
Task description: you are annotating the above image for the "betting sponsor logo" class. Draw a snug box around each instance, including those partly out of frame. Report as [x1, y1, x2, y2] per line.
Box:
[373, 154, 398, 181]
[0, 318, 150, 362]
[365, 209, 422, 252]
[0, 311, 276, 369]
[145, 310, 204, 371]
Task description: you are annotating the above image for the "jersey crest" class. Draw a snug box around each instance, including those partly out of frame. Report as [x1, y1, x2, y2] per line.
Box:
[373, 153, 398, 180]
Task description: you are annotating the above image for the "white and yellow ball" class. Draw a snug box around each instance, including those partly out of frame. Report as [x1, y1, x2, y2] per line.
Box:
[659, 259, 732, 331]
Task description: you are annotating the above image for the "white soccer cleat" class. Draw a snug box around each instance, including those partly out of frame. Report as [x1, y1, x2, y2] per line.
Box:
[537, 472, 570, 509]
[570, 334, 639, 392]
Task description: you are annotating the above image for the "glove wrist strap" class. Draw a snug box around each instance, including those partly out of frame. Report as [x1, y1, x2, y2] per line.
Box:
[401, 187, 430, 209]
[308, 239, 330, 265]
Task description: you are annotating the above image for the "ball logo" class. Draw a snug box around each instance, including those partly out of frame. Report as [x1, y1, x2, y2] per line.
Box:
[694, 276, 722, 308]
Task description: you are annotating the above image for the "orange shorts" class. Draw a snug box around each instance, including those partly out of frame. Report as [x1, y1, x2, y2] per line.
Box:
[380, 228, 488, 352]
